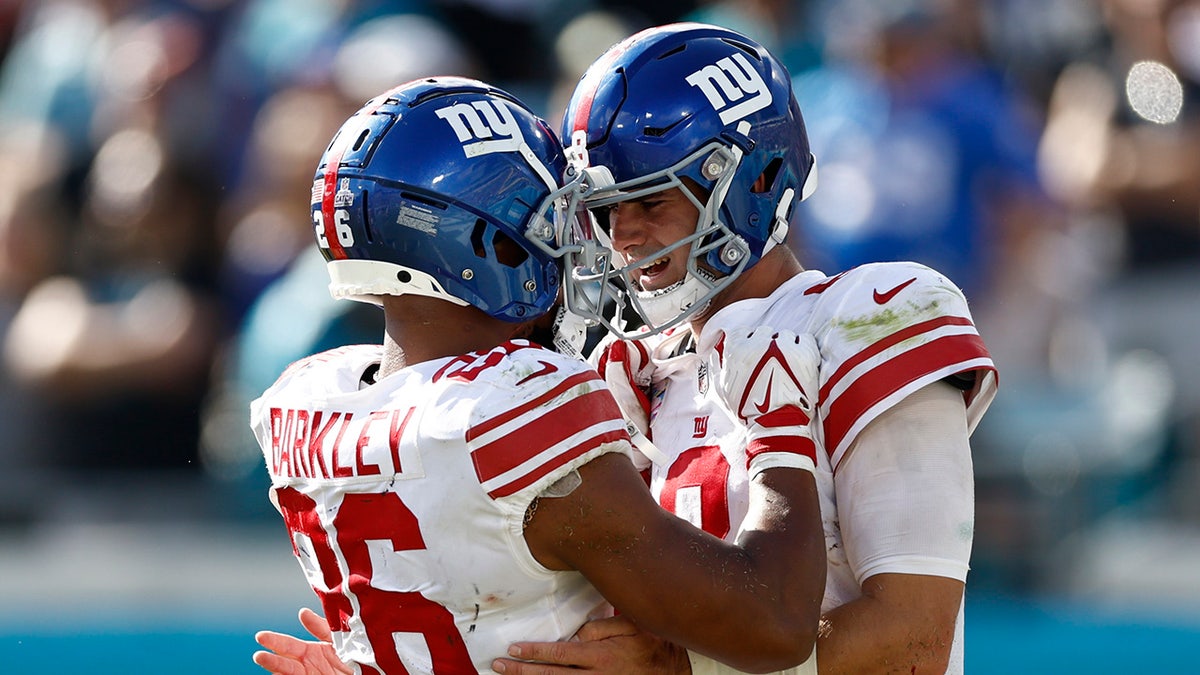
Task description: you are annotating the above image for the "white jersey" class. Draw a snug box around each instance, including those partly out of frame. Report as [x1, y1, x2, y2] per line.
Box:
[642, 262, 997, 674]
[250, 340, 631, 674]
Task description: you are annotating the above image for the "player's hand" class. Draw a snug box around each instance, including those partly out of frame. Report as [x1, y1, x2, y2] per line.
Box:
[492, 616, 688, 674]
[591, 335, 664, 466]
[252, 607, 351, 675]
[710, 327, 820, 477]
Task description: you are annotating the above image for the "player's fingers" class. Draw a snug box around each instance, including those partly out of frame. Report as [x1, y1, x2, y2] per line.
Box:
[251, 649, 303, 675]
[253, 640, 350, 675]
[298, 607, 334, 642]
[572, 615, 638, 642]
[502, 640, 597, 667]
[490, 657, 577, 674]
[255, 631, 314, 658]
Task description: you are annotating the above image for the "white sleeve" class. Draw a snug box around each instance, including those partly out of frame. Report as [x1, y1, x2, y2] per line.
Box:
[687, 646, 816, 675]
[835, 381, 975, 584]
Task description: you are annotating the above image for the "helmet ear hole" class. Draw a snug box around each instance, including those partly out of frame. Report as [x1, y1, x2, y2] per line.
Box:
[493, 230, 530, 268]
[470, 219, 488, 259]
[470, 219, 530, 268]
[752, 158, 782, 194]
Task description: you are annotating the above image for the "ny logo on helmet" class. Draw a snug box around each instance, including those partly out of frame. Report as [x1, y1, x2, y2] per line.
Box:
[435, 100, 526, 157]
[684, 52, 773, 125]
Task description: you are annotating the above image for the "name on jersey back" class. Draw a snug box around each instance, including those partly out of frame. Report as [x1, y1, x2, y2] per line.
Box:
[266, 406, 416, 480]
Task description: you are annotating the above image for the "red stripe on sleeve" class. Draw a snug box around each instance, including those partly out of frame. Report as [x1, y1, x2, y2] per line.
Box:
[467, 369, 602, 441]
[486, 428, 630, 499]
[754, 406, 810, 429]
[746, 436, 817, 465]
[471, 386, 624, 485]
[822, 332, 991, 464]
[819, 316, 976, 402]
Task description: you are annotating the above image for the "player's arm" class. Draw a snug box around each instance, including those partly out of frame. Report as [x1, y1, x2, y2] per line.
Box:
[523, 450, 822, 673]
[816, 574, 962, 675]
[522, 329, 824, 673]
[815, 380, 973, 674]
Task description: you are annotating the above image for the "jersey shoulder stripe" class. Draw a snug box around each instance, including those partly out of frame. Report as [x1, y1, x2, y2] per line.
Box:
[823, 331, 992, 469]
[818, 315, 976, 401]
[801, 263, 997, 469]
[478, 422, 629, 499]
[468, 368, 600, 440]
[464, 349, 630, 499]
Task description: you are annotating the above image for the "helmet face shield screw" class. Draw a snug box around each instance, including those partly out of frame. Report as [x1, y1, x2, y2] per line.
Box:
[721, 243, 744, 265]
[462, 269, 474, 280]
[524, 280, 537, 292]
[701, 152, 726, 180]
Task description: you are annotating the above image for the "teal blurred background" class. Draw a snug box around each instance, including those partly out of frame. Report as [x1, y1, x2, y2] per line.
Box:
[3, 0, 1200, 672]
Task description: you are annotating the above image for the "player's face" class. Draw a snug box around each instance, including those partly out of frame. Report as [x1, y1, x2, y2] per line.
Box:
[604, 186, 699, 292]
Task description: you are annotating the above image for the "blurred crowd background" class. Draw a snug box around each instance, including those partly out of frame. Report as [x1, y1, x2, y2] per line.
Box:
[1, 0, 1198, 672]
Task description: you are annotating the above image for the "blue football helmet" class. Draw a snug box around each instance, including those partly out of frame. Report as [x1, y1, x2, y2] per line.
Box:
[560, 23, 818, 338]
[312, 77, 582, 329]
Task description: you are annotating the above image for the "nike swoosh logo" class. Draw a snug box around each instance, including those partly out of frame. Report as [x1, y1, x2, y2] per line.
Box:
[754, 372, 775, 415]
[873, 277, 917, 305]
[516, 360, 559, 386]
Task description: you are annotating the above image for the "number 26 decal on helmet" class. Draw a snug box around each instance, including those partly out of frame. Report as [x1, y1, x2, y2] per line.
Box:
[309, 77, 581, 325]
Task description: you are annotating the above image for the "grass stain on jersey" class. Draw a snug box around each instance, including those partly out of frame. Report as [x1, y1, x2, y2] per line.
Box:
[833, 299, 942, 346]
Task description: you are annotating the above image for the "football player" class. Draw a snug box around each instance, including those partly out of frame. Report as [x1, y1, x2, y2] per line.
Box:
[248, 76, 826, 675]
[494, 22, 999, 675]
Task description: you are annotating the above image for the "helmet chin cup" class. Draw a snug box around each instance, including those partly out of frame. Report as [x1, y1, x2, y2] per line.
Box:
[633, 274, 712, 331]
